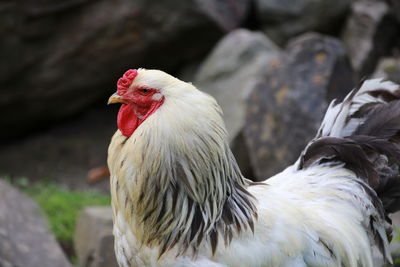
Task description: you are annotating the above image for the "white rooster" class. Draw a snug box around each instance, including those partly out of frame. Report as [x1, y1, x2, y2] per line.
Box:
[107, 68, 400, 267]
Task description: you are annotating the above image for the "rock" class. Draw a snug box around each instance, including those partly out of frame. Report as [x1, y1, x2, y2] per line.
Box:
[194, 29, 281, 177]
[195, 29, 281, 142]
[0, 0, 251, 140]
[0, 180, 71, 267]
[373, 57, 400, 84]
[244, 33, 355, 180]
[74, 206, 117, 267]
[387, 0, 400, 23]
[342, 1, 398, 77]
[255, 0, 350, 45]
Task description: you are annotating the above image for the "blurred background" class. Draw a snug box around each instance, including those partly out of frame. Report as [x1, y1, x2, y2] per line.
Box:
[1, 0, 400, 266]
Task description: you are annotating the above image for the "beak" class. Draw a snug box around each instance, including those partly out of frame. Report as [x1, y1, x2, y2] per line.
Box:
[108, 93, 125, 105]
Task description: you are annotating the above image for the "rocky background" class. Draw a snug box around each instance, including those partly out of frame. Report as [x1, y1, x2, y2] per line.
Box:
[1, 0, 400, 266]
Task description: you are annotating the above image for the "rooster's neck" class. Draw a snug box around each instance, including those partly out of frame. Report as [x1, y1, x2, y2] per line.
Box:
[114, 135, 257, 258]
[110, 91, 258, 257]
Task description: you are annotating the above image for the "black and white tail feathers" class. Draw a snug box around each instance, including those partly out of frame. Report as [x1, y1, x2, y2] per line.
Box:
[298, 78, 400, 261]
[299, 78, 400, 212]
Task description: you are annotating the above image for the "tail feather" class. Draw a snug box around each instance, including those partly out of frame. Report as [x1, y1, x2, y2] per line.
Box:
[298, 78, 400, 262]
[354, 101, 400, 139]
[299, 135, 400, 190]
[302, 78, 400, 213]
[316, 79, 400, 139]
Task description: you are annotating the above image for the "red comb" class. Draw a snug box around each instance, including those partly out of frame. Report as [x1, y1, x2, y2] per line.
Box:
[117, 69, 138, 95]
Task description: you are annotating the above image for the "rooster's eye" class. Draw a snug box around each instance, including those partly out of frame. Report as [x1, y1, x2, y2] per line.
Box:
[139, 88, 151, 95]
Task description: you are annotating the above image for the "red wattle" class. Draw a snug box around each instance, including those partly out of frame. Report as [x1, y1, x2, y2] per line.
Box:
[116, 96, 165, 137]
[117, 104, 139, 137]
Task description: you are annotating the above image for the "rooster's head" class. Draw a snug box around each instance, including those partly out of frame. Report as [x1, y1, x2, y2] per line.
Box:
[108, 68, 197, 137]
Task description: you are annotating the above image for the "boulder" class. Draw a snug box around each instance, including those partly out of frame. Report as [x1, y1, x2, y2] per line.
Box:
[255, 0, 350, 45]
[244, 33, 355, 180]
[195, 29, 281, 143]
[194, 29, 281, 177]
[0, 0, 251, 140]
[0, 180, 71, 267]
[373, 57, 400, 84]
[74, 206, 117, 267]
[387, 0, 400, 23]
[342, 1, 398, 77]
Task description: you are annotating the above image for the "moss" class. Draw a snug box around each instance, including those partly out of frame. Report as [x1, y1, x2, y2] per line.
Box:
[394, 227, 400, 243]
[383, 64, 397, 75]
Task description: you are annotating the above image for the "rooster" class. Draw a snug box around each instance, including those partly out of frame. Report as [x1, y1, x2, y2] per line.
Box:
[108, 68, 400, 267]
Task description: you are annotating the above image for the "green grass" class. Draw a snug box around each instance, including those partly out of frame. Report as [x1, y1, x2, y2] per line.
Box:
[24, 183, 111, 245]
[4, 177, 111, 260]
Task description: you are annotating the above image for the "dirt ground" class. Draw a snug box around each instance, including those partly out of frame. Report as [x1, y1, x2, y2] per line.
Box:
[0, 104, 120, 192]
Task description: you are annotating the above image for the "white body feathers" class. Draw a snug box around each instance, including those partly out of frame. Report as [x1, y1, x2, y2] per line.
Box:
[110, 163, 384, 267]
[108, 70, 399, 267]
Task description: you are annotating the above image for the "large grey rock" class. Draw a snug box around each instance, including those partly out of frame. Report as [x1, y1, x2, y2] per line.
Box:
[373, 57, 400, 84]
[74, 206, 117, 267]
[244, 33, 355, 180]
[387, 0, 400, 23]
[342, 1, 398, 77]
[256, 0, 350, 45]
[0, 0, 250, 140]
[0, 180, 71, 267]
[194, 29, 281, 178]
[195, 29, 281, 143]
